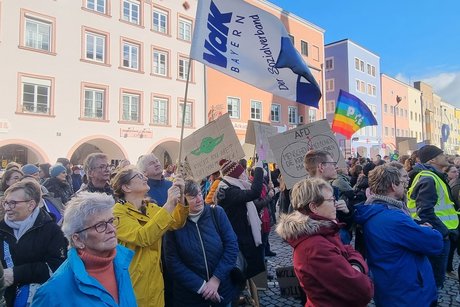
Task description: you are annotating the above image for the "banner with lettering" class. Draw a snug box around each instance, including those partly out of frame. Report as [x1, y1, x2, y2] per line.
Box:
[268, 119, 346, 189]
[182, 113, 245, 180]
[190, 0, 322, 108]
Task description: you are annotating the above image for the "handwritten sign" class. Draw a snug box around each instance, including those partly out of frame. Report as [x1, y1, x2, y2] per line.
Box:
[268, 120, 346, 189]
[182, 113, 245, 179]
[275, 266, 303, 298]
[245, 121, 278, 162]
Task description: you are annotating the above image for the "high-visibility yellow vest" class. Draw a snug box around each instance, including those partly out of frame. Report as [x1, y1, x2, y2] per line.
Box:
[407, 170, 459, 230]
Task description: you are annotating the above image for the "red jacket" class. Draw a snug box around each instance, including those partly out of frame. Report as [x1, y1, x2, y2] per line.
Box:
[276, 212, 373, 307]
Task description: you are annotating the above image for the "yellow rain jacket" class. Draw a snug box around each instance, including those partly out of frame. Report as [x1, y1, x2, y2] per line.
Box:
[113, 201, 188, 307]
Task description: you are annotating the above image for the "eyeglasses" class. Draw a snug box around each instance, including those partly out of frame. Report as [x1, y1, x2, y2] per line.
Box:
[128, 173, 146, 182]
[321, 162, 337, 167]
[93, 164, 110, 171]
[323, 198, 337, 205]
[3, 199, 31, 209]
[76, 217, 119, 234]
[185, 192, 202, 201]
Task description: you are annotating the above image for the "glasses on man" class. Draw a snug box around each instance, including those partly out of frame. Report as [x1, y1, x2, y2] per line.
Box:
[323, 198, 337, 205]
[3, 199, 31, 209]
[76, 217, 120, 234]
[93, 164, 111, 171]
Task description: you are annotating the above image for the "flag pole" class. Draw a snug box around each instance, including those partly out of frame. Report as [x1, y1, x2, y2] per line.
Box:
[177, 58, 193, 166]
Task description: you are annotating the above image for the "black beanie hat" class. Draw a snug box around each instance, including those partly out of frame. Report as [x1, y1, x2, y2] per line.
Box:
[419, 145, 443, 163]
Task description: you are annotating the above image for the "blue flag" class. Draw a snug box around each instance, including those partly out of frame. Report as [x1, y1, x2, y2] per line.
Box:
[190, 0, 322, 108]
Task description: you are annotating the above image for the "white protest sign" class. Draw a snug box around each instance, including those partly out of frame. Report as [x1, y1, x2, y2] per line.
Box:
[182, 113, 245, 179]
[254, 122, 278, 162]
[268, 119, 346, 189]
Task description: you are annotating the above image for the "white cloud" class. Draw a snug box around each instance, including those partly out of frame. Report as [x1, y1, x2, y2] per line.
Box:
[422, 72, 460, 107]
[394, 73, 410, 85]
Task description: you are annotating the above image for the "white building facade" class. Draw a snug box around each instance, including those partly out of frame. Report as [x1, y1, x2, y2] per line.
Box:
[0, 0, 204, 166]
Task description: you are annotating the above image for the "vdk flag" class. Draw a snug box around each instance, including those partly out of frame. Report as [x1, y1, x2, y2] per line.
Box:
[331, 90, 378, 139]
[190, 0, 322, 108]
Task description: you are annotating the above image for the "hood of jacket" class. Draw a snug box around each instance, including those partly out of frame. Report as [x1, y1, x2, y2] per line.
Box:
[276, 212, 338, 248]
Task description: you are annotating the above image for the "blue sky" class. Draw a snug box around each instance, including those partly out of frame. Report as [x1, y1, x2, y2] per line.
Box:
[268, 0, 460, 106]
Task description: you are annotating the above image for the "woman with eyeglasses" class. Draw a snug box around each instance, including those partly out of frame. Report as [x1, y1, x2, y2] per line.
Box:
[276, 178, 373, 307]
[111, 166, 189, 307]
[164, 179, 238, 307]
[32, 191, 137, 306]
[0, 180, 67, 306]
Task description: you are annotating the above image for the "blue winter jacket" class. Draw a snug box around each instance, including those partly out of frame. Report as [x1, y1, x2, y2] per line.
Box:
[165, 205, 239, 307]
[32, 245, 136, 307]
[354, 200, 443, 307]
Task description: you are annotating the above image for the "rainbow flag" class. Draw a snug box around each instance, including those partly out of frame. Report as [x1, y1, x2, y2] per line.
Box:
[332, 90, 378, 139]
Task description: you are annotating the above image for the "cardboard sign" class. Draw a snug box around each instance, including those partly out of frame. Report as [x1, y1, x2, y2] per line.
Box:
[182, 113, 245, 180]
[245, 121, 278, 162]
[275, 266, 303, 298]
[268, 119, 346, 189]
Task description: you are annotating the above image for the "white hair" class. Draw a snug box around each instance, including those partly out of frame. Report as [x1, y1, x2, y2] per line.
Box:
[136, 153, 159, 173]
[62, 192, 114, 247]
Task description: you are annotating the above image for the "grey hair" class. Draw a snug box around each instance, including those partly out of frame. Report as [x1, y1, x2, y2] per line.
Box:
[62, 191, 114, 247]
[5, 180, 41, 206]
[136, 153, 159, 173]
[83, 153, 108, 175]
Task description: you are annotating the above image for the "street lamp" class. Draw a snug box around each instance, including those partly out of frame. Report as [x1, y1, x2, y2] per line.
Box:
[394, 96, 402, 150]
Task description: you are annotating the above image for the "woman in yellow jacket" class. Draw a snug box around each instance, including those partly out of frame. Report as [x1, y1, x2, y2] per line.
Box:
[111, 166, 188, 307]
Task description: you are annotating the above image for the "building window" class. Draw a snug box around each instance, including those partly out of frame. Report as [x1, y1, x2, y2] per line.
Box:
[371, 66, 376, 77]
[122, 0, 140, 25]
[83, 87, 106, 119]
[250, 100, 262, 120]
[84, 29, 108, 64]
[372, 85, 376, 96]
[178, 101, 192, 127]
[19, 75, 53, 115]
[152, 96, 169, 125]
[152, 7, 168, 34]
[288, 106, 298, 124]
[326, 79, 334, 92]
[360, 81, 365, 93]
[367, 84, 372, 95]
[121, 39, 141, 70]
[308, 109, 316, 123]
[300, 40, 308, 56]
[121, 92, 140, 122]
[385, 127, 388, 136]
[227, 97, 240, 119]
[360, 60, 364, 72]
[384, 104, 388, 113]
[86, 0, 107, 14]
[178, 56, 191, 81]
[355, 58, 360, 70]
[367, 64, 371, 75]
[325, 57, 334, 70]
[326, 100, 335, 113]
[24, 17, 51, 52]
[397, 129, 400, 137]
[271, 104, 280, 122]
[288, 34, 294, 45]
[178, 17, 192, 41]
[152, 48, 168, 76]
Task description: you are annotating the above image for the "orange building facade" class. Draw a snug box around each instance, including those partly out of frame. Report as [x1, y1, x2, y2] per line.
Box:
[380, 74, 410, 153]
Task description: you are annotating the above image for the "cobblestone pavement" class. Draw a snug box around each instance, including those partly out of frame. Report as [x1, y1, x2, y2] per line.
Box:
[251, 229, 460, 307]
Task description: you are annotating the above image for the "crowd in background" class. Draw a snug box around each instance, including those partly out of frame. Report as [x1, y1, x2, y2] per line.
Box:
[1, 144, 460, 306]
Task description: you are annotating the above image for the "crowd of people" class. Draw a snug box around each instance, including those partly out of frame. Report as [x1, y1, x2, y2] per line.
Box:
[1, 144, 460, 306]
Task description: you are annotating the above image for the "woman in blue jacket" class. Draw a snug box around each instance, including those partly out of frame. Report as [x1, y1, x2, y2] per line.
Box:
[165, 179, 239, 307]
[32, 192, 137, 307]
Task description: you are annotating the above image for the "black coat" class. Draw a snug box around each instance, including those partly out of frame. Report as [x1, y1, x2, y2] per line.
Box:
[217, 167, 265, 279]
[43, 177, 73, 204]
[0, 209, 67, 306]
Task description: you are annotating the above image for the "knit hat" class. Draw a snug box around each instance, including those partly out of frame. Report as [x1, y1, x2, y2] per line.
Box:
[21, 164, 39, 175]
[219, 159, 245, 179]
[419, 145, 443, 164]
[50, 164, 67, 177]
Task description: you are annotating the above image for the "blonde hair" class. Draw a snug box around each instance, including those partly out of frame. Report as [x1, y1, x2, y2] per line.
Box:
[290, 178, 332, 213]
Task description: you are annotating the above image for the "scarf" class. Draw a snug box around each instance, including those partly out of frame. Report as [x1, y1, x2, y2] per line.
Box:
[220, 176, 262, 246]
[188, 207, 204, 223]
[5, 206, 40, 240]
[365, 194, 411, 216]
